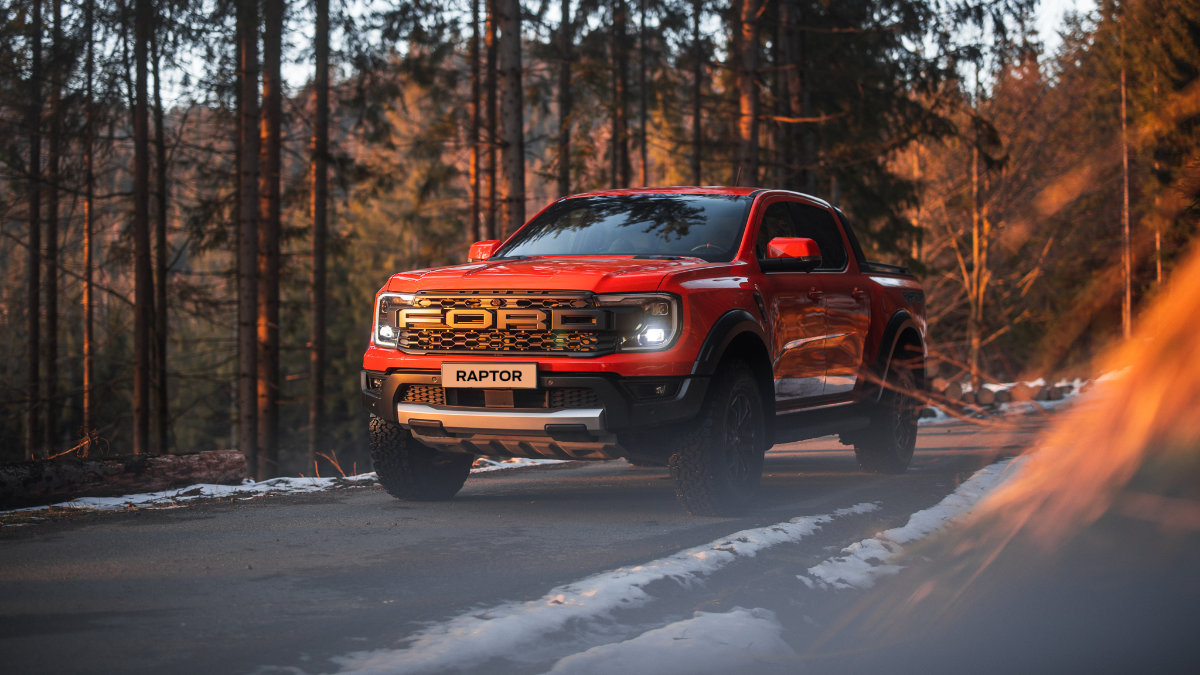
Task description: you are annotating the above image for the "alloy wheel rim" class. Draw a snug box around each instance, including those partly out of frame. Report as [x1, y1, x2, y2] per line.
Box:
[724, 389, 757, 483]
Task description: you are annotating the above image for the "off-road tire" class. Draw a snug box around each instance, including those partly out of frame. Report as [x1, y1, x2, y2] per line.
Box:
[369, 415, 473, 500]
[854, 366, 919, 474]
[668, 362, 767, 516]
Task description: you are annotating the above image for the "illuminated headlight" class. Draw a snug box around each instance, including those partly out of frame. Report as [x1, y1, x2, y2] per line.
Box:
[373, 292, 413, 347]
[596, 293, 680, 352]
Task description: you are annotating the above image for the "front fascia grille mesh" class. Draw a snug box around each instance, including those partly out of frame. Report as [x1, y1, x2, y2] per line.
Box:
[395, 291, 616, 356]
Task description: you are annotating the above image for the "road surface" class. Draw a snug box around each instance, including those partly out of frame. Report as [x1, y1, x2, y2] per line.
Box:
[1, 418, 1050, 674]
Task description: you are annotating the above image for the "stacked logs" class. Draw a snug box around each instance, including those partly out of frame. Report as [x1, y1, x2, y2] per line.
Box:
[926, 360, 1076, 412]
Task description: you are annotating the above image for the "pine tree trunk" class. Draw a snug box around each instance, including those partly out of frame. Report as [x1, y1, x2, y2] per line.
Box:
[26, 0, 42, 460]
[310, 0, 330, 468]
[152, 27, 170, 455]
[485, 1, 499, 240]
[799, 4, 815, 194]
[610, 0, 629, 188]
[691, 0, 702, 184]
[638, 0, 648, 186]
[734, 0, 760, 186]
[497, 0, 525, 236]
[44, 0, 62, 455]
[1120, 20, 1132, 339]
[236, 0, 260, 476]
[557, 0, 572, 197]
[258, 0, 283, 478]
[470, 0, 483, 238]
[773, 1, 789, 187]
[83, 0, 95, 437]
[133, 0, 153, 455]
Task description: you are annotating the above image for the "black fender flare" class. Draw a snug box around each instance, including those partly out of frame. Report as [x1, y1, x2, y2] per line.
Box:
[691, 309, 775, 446]
[867, 309, 926, 402]
[691, 309, 769, 377]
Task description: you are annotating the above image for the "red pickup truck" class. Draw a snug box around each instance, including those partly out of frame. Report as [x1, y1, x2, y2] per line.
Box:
[362, 187, 926, 515]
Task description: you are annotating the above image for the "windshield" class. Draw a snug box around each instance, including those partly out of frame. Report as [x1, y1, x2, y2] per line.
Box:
[494, 194, 752, 262]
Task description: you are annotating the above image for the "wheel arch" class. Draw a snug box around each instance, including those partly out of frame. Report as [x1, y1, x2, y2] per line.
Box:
[869, 310, 927, 402]
[693, 310, 775, 447]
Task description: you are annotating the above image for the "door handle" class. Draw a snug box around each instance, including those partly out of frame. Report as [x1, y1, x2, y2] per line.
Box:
[851, 288, 866, 300]
[807, 288, 824, 301]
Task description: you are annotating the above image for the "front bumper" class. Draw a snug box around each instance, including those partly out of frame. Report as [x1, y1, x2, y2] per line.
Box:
[361, 368, 709, 460]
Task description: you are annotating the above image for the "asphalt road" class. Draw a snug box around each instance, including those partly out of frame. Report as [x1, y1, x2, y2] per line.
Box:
[0, 418, 1048, 674]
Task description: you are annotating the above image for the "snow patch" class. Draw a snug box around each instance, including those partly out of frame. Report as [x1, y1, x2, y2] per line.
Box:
[469, 457, 567, 473]
[543, 607, 795, 675]
[798, 457, 1022, 590]
[2, 474, 380, 515]
[330, 503, 878, 674]
[1, 456, 566, 516]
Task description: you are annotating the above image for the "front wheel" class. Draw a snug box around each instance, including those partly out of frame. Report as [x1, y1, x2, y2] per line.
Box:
[669, 362, 767, 516]
[369, 415, 473, 500]
[853, 366, 919, 474]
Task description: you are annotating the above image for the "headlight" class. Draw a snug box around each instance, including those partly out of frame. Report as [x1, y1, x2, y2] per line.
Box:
[373, 292, 413, 347]
[596, 293, 680, 352]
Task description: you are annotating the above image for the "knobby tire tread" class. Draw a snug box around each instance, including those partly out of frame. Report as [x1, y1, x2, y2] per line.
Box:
[370, 415, 472, 501]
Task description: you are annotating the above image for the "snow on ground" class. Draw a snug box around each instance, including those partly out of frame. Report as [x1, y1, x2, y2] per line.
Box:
[0, 457, 564, 517]
[542, 608, 795, 675]
[331, 503, 879, 675]
[469, 457, 566, 473]
[799, 456, 1023, 590]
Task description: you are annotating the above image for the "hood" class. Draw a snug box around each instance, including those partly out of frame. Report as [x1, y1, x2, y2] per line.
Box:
[385, 255, 717, 294]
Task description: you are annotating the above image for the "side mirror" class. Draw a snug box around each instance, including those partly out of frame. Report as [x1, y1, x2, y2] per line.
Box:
[468, 240, 501, 262]
[765, 237, 822, 269]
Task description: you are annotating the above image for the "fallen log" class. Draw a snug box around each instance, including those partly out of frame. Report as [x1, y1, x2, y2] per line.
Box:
[932, 378, 963, 403]
[0, 450, 247, 510]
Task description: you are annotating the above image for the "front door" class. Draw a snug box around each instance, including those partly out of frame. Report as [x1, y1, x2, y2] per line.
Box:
[755, 200, 826, 404]
[790, 202, 869, 397]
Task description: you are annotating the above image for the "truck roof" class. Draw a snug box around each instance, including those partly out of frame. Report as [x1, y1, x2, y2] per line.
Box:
[561, 186, 833, 209]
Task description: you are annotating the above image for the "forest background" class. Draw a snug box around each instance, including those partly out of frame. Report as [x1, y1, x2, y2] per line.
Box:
[1, 0, 1197, 477]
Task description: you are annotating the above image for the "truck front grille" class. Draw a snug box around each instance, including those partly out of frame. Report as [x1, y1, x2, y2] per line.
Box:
[394, 291, 614, 355]
[401, 328, 605, 353]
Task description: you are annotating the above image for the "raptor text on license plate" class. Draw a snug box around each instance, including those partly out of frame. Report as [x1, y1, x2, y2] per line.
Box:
[441, 363, 537, 389]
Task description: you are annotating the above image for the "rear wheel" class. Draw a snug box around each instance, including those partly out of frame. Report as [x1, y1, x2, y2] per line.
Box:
[369, 415, 473, 500]
[854, 365, 919, 474]
[668, 362, 766, 515]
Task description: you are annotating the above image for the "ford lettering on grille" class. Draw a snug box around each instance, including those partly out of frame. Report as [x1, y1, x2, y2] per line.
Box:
[392, 294, 615, 355]
[397, 308, 608, 331]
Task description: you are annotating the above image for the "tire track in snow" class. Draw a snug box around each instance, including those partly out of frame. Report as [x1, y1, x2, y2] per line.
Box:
[799, 456, 1021, 590]
[540, 457, 1024, 675]
[329, 503, 878, 674]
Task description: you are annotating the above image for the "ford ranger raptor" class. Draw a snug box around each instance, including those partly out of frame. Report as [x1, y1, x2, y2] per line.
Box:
[362, 187, 927, 515]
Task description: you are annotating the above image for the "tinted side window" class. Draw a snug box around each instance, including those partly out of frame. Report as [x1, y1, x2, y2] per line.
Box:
[790, 203, 847, 270]
[754, 202, 799, 259]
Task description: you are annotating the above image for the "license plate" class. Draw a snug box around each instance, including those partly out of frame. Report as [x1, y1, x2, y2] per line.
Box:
[441, 363, 538, 389]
